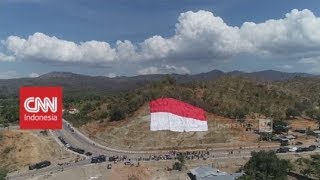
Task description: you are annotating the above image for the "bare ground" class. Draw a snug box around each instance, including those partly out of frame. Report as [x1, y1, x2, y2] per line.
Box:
[80, 104, 270, 151]
[0, 128, 76, 172]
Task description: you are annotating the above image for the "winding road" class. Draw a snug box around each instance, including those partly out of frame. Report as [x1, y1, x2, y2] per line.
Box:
[6, 119, 316, 180]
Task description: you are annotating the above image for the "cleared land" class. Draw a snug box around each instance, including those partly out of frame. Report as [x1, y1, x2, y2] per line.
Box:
[0, 128, 76, 172]
[80, 104, 273, 151]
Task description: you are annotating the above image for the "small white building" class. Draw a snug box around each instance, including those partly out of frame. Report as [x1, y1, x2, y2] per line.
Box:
[189, 166, 243, 180]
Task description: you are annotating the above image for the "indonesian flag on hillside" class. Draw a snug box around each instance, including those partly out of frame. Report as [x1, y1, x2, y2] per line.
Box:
[150, 98, 208, 132]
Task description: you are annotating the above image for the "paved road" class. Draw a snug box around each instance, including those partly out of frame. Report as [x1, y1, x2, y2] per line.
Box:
[6, 119, 314, 180]
[54, 120, 279, 157]
[8, 149, 320, 180]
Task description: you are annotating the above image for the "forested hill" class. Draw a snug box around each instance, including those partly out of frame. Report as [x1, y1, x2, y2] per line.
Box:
[0, 70, 319, 126]
[0, 70, 314, 97]
[64, 75, 320, 126]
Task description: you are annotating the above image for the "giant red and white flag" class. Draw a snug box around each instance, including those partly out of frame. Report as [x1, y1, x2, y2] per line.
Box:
[150, 98, 208, 132]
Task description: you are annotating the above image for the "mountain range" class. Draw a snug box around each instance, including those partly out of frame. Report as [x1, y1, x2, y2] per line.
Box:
[0, 70, 315, 96]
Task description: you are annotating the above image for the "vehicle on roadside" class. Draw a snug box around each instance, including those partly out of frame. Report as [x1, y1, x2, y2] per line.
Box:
[280, 141, 289, 146]
[295, 147, 304, 153]
[295, 141, 303, 145]
[91, 155, 106, 163]
[58, 136, 67, 145]
[308, 145, 317, 151]
[85, 152, 92, 156]
[29, 160, 51, 170]
[124, 161, 133, 165]
[289, 147, 298, 152]
[109, 157, 116, 162]
[69, 146, 85, 154]
[276, 147, 289, 153]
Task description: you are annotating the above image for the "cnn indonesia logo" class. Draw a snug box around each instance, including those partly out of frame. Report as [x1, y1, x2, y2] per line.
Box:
[20, 87, 62, 129]
[24, 97, 58, 120]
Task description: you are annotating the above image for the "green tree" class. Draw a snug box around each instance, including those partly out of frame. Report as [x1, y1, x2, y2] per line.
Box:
[297, 154, 320, 179]
[173, 154, 185, 171]
[0, 117, 9, 129]
[305, 109, 320, 129]
[0, 168, 7, 180]
[273, 120, 289, 134]
[285, 107, 300, 119]
[176, 154, 185, 165]
[109, 106, 126, 121]
[164, 75, 176, 85]
[259, 133, 273, 141]
[239, 151, 292, 180]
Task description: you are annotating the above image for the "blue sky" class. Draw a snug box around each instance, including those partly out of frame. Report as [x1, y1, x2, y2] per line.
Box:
[1, 0, 320, 78]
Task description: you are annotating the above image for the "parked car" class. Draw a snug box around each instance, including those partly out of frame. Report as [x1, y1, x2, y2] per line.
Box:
[107, 164, 112, 169]
[296, 147, 304, 153]
[295, 141, 303, 145]
[109, 157, 116, 162]
[85, 152, 92, 156]
[276, 147, 289, 153]
[91, 155, 106, 163]
[280, 142, 289, 146]
[124, 161, 133, 165]
[308, 145, 317, 151]
[29, 160, 51, 170]
[289, 147, 298, 152]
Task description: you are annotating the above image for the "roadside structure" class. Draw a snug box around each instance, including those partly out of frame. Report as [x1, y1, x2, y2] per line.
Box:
[189, 166, 243, 180]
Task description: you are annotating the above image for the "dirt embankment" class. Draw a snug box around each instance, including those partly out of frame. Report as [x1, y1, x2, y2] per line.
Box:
[81, 104, 264, 151]
[0, 129, 74, 172]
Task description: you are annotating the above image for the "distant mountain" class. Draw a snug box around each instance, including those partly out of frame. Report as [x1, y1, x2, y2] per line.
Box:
[245, 70, 313, 81]
[0, 70, 315, 96]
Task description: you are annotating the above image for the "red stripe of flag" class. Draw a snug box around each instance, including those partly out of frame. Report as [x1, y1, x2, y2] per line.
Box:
[149, 98, 206, 121]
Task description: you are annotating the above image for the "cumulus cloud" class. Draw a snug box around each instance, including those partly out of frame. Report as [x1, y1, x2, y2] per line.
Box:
[1, 9, 320, 69]
[29, 72, 39, 78]
[298, 56, 320, 73]
[4, 33, 117, 64]
[0, 53, 15, 62]
[0, 70, 19, 79]
[106, 73, 117, 78]
[137, 65, 190, 75]
[137, 67, 160, 75]
[298, 56, 320, 65]
[276, 64, 293, 69]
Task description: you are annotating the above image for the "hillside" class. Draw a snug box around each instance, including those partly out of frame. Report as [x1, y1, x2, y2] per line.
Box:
[1, 70, 319, 129]
[0, 70, 314, 97]
[0, 129, 76, 172]
[64, 75, 320, 127]
[80, 103, 262, 150]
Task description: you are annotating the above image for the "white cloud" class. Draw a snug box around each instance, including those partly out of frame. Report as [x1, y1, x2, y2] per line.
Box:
[0, 71, 19, 79]
[4, 33, 116, 64]
[29, 72, 39, 78]
[2, 9, 320, 68]
[137, 65, 190, 75]
[298, 56, 320, 73]
[137, 66, 160, 75]
[276, 64, 293, 69]
[298, 56, 320, 64]
[106, 73, 117, 78]
[0, 53, 15, 62]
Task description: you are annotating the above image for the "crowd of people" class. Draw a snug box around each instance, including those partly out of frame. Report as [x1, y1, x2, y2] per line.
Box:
[107, 150, 211, 163]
